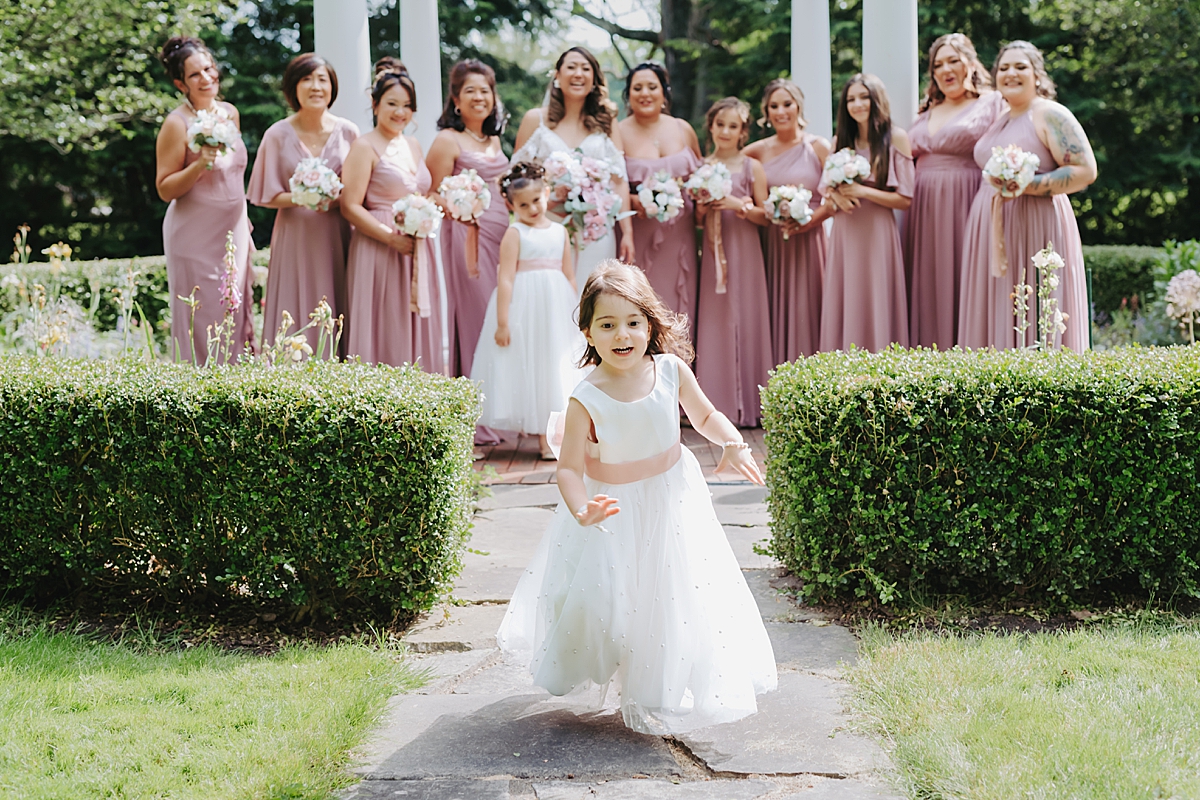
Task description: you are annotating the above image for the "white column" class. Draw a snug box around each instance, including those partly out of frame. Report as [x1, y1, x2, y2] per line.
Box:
[314, 0, 373, 135]
[790, 0, 833, 141]
[399, 0, 443, 153]
[862, 0, 919, 128]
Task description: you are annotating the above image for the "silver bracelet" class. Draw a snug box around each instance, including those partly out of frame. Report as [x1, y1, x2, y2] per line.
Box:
[723, 441, 751, 451]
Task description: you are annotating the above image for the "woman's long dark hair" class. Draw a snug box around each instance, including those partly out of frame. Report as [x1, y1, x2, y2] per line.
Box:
[547, 47, 616, 135]
[623, 62, 672, 114]
[437, 59, 506, 136]
[834, 73, 893, 188]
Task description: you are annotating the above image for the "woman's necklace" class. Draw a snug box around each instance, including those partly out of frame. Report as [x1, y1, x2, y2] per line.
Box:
[183, 96, 197, 115]
[463, 127, 488, 144]
[635, 116, 665, 155]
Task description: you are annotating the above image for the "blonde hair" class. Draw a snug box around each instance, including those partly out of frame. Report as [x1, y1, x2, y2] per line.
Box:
[993, 40, 1056, 100]
[920, 33, 992, 113]
[577, 260, 693, 367]
[758, 78, 807, 131]
[705, 97, 751, 152]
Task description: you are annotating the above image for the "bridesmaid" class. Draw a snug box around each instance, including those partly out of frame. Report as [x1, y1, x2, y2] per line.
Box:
[744, 79, 831, 363]
[340, 58, 444, 370]
[819, 74, 913, 353]
[693, 98, 773, 428]
[905, 33, 1002, 349]
[617, 62, 703, 322]
[427, 59, 509, 380]
[155, 36, 255, 363]
[958, 41, 1096, 352]
[248, 53, 358, 351]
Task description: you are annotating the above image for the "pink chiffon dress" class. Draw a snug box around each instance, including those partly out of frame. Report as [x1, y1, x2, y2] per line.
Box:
[440, 149, 510, 378]
[247, 116, 358, 351]
[957, 110, 1089, 352]
[905, 92, 1004, 349]
[622, 147, 702, 323]
[763, 136, 826, 363]
[344, 145, 444, 371]
[819, 145, 914, 353]
[694, 158, 774, 428]
[162, 105, 256, 363]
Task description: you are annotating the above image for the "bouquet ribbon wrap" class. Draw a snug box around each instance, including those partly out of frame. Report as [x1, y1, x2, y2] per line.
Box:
[410, 238, 433, 318]
[990, 191, 1008, 277]
[707, 213, 728, 295]
[465, 224, 480, 279]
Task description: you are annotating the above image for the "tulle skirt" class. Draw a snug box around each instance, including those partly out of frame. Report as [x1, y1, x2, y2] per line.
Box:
[497, 448, 778, 734]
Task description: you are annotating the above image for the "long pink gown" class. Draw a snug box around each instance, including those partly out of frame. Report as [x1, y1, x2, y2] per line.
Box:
[162, 106, 256, 363]
[905, 92, 1004, 349]
[622, 148, 702, 323]
[957, 110, 1088, 352]
[694, 158, 774, 428]
[763, 136, 826, 363]
[440, 149, 509, 378]
[344, 146, 444, 371]
[248, 116, 358, 351]
[819, 145, 914, 353]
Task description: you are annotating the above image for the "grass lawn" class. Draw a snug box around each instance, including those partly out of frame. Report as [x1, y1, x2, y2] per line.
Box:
[849, 617, 1200, 800]
[0, 610, 423, 799]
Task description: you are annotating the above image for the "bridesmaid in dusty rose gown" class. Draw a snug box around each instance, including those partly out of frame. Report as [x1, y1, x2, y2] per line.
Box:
[248, 53, 358, 351]
[617, 62, 703, 322]
[744, 79, 832, 363]
[694, 98, 773, 428]
[428, 60, 510, 380]
[155, 36, 255, 363]
[340, 59, 443, 370]
[820, 74, 914, 353]
[958, 42, 1097, 352]
[905, 34, 1003, 349]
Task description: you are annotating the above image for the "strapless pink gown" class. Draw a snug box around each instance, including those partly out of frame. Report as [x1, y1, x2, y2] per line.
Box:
[344, 150, 444, 371]
[694, 158, 773, 428]
[162, 106, 256, 363]
[763, 136, 826, 362]
[957, 110, 1088, 352]
[905, 93, 1004, 349]
[622, 148, 702, 324]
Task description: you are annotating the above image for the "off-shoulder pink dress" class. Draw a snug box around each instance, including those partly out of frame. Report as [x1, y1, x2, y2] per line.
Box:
[248, 116, 358, 351]
[764, 136, 826, 362]
[905, 93, 1004, 349]
[344, 145, 444, 371]
[694, 158, 773, 428]
[957, 110, 1088, 352]
[622, 148, 702, 323]
[440, 149, 509, 378]
[819, 146, 914, 353]
[162, 105, 256, 363]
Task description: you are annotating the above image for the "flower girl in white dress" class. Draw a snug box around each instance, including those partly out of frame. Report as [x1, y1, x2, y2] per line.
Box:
[471, 162, 586, 459]
[497, 260, 777, 734]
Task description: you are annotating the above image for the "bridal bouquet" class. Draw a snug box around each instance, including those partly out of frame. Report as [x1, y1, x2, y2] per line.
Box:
[983, 144, 1040, 197]
[392, 195, 443, 318]
[636, 170, 685, 223]
[764, 185, 814, 238]
[544, 150, 625, 247]
[439, 169, 492, 276]
[821, 148, 872, 186]
[682, 162, 733, 204]
[288, 157, 343, 211]
[186, 107, 239, 169]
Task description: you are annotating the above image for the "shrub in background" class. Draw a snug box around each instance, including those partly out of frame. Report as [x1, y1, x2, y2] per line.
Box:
[1084, 244, 1163, 318]
[762, 347, 1200, 605]
[0, 357, 478, 619]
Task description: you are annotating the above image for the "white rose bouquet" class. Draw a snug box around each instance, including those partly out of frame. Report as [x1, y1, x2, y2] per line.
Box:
[636, 170, 685, 223]
[821, 148, 872, 187]
[288, 157, 343, 211]
[392, 195, 444, 318]
[983, 144, 1040, 198]
[438, 169, 492, 277]
[685, 162, 736, 294]
[764, 185, 814, 239]
[186, 107, 239, 170]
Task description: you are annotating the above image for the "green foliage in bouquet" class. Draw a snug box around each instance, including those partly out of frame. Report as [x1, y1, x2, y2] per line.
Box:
[762, 347, 1200, 606]
[0, 357, 479, 620]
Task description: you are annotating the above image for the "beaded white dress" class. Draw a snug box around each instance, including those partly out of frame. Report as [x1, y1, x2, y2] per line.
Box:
[510, 123, 626, 295]
[497, 354, 777, 734]
[470, 221, 586, 434]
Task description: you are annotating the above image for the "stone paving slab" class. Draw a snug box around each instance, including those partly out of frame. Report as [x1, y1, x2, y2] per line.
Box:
[409, 650, 500, 695]
[534, 778, 774, 799]
[342, 778, 514, 799]
[743, 570, 820, 623]
[710, 485, 771, 526]
[677, 672, 887, 778]
[476, 484, 563, 511]
[405, 604, 508, 652]
[780, 779, 905, 800]
[725, 525, 781, 570]
[456, 507, 552, 602]
[766, 622, 859, 671]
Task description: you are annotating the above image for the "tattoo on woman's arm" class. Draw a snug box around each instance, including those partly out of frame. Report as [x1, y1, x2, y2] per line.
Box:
[1029, 166, 1074, 194]
[1046, 107, 1089, 166]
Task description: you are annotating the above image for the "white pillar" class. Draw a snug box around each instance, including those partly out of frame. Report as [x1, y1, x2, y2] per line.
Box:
[862, 0, 919, 128]
[790, 0, 833, 141]
[399, 0, 443, 153]
[314, 0, 374, 135]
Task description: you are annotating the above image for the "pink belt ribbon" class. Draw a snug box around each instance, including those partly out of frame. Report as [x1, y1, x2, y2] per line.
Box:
[410, 237, 432, 318]
[584, 441, 682, 485]
[516, 257, 561, 272]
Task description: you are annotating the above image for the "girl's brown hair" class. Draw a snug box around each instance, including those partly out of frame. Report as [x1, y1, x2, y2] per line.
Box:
[757, 78, 807, 131]
[705, 96, 751, 152]
[577, 260, 693, 367]
[920, 33, 991, 113]
[547, 47, 617, 135]
[834, 73, 893, 188]
[992, 40, 1056, 100]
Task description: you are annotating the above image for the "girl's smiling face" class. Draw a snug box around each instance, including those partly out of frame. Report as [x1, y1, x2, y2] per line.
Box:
[508, 183, 548, 225]
[586, 292, 651, 368]
[709, 107, 745, 150]
[846, 82, 872, 125]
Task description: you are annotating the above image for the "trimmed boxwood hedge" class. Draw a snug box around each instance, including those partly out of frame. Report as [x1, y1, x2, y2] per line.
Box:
[0, 357, 478, 618]
[762, 347, 1200, 605]
[1083, 244, 1164, 317]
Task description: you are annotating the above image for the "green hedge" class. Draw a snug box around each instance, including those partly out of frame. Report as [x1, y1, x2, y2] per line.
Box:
[1084, 244, 1164, 317]
[762, 347, 1200, 605]
[0, 357, 478, 618]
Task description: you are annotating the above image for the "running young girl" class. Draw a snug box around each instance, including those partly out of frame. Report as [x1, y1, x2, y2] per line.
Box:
[470, 162, 586, 459]
[497, 260, 777, 735]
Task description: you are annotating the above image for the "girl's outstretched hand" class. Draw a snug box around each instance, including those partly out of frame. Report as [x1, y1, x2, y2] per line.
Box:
[715, 445, 765, 486]
[576, 494, 620, 527]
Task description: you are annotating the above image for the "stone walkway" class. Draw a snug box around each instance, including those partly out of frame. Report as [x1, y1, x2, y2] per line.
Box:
[341, 481, 902, 800]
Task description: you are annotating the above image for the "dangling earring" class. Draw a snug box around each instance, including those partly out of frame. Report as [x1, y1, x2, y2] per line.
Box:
[553, 78, 561, 89]
[454, 106, 461, 116]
